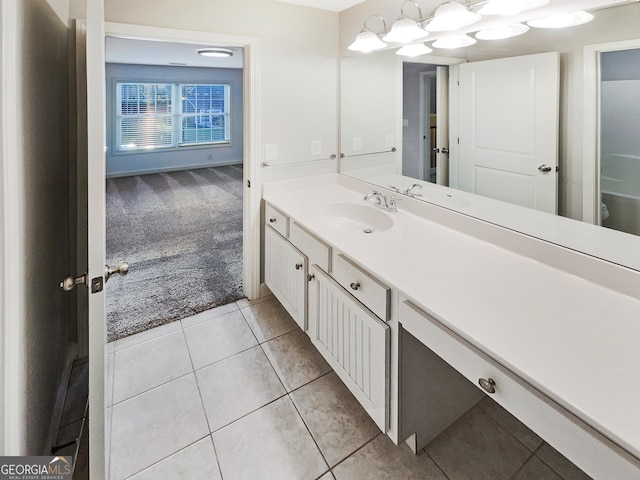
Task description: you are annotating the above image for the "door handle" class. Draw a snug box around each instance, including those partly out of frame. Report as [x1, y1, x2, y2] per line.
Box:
[105, 261, 129, 283]
[441, 147, 450, 155]
[538, 164, 552, 173]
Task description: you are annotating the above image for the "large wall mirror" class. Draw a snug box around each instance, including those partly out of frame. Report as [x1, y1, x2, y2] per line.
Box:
[339, 1, 640, 272]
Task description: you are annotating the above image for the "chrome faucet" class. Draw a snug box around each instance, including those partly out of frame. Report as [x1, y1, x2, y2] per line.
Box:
[363, 191, 400, 213]
[363, 190, 386, 206]
[404, 183, 423, 197]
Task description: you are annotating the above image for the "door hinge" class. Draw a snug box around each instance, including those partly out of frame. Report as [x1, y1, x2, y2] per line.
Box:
[247, 180, 251, 188]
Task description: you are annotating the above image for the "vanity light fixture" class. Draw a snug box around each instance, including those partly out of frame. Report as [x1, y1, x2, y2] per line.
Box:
[395, 43, 433, 57]
[348, 15, 388, 52]
[424, 1, 482, 32]
[197, 48, 234, 58]
[383, 1, 429, 44]
[433, 34, 477, 49]
[477, 0, 549, 16]
[527, 10, 593, 28]
[475, 23, 529, 40]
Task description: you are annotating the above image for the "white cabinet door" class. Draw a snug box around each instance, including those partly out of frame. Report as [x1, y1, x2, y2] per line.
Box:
[308, 265, 389, 431]
[457, 52, 559, 214]
[264, 226, 307, 329]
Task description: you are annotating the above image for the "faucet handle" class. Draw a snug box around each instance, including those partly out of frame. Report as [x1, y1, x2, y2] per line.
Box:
[387, 196, 402, 212]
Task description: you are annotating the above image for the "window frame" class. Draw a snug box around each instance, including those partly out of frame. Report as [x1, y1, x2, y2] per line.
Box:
[114, 80, 232, 154]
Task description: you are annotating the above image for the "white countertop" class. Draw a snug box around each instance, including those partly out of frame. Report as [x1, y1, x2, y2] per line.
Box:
[263, 175, 640, 461]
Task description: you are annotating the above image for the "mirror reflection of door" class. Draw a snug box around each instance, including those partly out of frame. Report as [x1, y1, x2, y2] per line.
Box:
[599, 48, 640, 236]
[402, 62, 446, 185]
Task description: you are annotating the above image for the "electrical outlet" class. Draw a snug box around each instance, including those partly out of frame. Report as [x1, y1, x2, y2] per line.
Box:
[310, 140, 322, 156]
[265, 144, 278, 161]
[353, 137, 363, 152]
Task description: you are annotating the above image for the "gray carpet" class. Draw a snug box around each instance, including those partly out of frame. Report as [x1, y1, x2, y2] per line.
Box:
[105, 165, 244, 342]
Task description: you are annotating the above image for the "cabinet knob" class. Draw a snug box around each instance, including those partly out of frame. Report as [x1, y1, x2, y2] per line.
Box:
[350, 282, 360, 291]
[295, 263, 303, 270]
[307, 274, 315, 282]
[269, 218, 277, 223]
[478, 377, 496, 394]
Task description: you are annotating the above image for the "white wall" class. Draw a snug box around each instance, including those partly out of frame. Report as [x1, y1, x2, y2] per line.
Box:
[339, 2, 640, 221]
[70, 0, 340, 182]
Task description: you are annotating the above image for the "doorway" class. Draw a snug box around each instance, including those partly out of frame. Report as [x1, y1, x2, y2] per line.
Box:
[599, 47, 640, 236]
[104, 38, 247, 341]
[402, 63, 439, 184]
[583, 38, 640, 226]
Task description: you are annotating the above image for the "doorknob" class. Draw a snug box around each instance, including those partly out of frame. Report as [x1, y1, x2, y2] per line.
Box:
[538, 164, 552, 173]
[105, 261, 129, 283]
[441, 147, 450, 155]
[60, 273, 87, 291]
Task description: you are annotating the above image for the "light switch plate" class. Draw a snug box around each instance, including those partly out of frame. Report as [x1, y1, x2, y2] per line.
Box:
[310, 140, 322, 156]
[265, 144, 278, 161]
[353, 137, 363, 152]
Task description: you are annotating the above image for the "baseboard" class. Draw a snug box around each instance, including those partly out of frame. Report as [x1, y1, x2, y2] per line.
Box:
[106, 160, 243, 178]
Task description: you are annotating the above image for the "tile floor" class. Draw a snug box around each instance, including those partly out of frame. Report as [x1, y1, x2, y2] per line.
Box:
[105, 296, 593, 480]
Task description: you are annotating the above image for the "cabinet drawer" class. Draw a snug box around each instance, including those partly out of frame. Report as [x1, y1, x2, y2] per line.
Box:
[332, 254, 390, 321]
[290, 222, 331, 272]
[399, 299, 640, 480]
[265, 203, 289, 237]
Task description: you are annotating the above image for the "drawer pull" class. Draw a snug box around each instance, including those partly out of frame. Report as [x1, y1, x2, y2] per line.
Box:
[478, 377, 496, 394]
[295, 263, 303, 270]
[269, 218, 277, 223]
[350, 282, 361, 291]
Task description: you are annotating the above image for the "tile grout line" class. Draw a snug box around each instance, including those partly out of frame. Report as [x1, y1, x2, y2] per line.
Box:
[421, 448, 453, 480]
[329, 432, 384, 473]
[121, 435, 211, 480]
[179, 318, 215, 435]
[476, 399, 545, 456]
[208, 434, 225, 480]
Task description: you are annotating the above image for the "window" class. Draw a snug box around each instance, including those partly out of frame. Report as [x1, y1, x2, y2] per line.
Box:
[116, 82, 230, 152]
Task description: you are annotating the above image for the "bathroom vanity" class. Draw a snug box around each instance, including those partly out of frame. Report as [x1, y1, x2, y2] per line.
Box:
[262, 173, 640, 480]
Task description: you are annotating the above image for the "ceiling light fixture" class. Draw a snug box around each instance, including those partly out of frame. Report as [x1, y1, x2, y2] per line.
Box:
[348, 15, 388, 52]
[383, 1, 429, 44]
[477, 0, 549, 16]
[395, 43, 433, 57]
[424, 1, 481, 32]
[432, 34, 477, 49]
[475, 23, 529, 40]
[527, 10, 593, 28]
[197, 48, 234, 58]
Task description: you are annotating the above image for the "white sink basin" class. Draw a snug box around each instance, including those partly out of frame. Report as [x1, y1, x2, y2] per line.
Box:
[317, 202, 394, 233]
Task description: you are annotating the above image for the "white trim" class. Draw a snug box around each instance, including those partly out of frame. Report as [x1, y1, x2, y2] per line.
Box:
[103, 23, 262, 300]
[583, 39, 640, 225]
[1, 0, 26, 455]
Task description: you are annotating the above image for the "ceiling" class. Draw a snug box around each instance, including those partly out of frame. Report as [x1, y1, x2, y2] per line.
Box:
[105, 37, 244, 69]
[273, 0, 365, 11]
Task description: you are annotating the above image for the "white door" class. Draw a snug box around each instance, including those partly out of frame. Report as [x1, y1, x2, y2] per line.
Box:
[436, 66, 449, 186]
[85, 0, 107, 476]
[457, 52, 559, 213]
